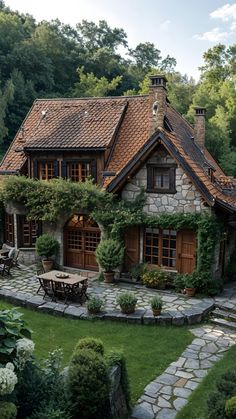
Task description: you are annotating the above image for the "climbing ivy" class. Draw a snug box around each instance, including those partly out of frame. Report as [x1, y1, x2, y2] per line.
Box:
[1, 176, 222, 274]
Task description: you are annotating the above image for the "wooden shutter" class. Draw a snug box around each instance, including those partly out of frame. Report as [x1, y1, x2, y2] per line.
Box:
[61, 161, 67, 178]
[124, 226, 140, 271]
[90, 160, 97, 183]
[33, 161, 38, 179]
[177, 230, 196, 274]
[53, 161, 59, 177]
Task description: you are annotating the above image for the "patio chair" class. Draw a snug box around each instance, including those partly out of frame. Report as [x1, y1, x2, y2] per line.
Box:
[0, 257, 14, 276]
[39, 278, 55, 301]
[53, 281, 70, 304]
[36, 268, 45, 294]
[12, 249, 20, 267]
[71, 279, 89, 305]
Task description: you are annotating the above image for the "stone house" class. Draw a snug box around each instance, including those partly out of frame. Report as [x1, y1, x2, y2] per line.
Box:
[1, 75, 236, 277]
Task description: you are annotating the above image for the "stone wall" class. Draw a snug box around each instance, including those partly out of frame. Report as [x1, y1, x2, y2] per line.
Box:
[109, 364, 129, 419]
[122, 146, 209, 215]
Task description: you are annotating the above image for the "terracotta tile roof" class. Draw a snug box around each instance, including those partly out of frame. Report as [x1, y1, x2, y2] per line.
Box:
[1, 91, 236, 212]
[0, 97, 127, 171]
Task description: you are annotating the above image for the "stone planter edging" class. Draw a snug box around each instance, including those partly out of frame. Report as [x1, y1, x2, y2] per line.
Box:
[0, 288, 215, 326]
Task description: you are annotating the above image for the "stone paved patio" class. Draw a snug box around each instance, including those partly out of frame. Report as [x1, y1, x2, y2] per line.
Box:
[131, 324, 236, 418]
[0, 265, 236, 325]
[0, 264, 217, 324]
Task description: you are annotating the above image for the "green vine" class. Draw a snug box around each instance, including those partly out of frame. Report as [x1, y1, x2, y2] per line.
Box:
[1, 176, 222, 275]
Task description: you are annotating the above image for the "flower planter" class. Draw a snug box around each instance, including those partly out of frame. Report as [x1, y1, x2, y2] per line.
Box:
[120, 305, 136, 314]
[104, 272, 115, 283]
[152, 309, 162, 316]
[185, 287, 196, 297]
[42, 259, 53, 272]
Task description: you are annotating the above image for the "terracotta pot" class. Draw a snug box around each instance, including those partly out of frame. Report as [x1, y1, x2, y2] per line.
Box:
[152, 308, 162, 316]
[120, 305, 136, 314]
[42, 259, 53, 272]
[88, 308, 100, 315]
[185, 287, 196, 297]
[104, 272, 115, 283]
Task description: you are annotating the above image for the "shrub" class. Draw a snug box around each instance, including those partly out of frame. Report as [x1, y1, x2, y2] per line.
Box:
[150, 296, 163, 310]
[173, 274, 186, 292]
[130, 263, 147, 280]
[225, 396, 236, 418]
[87, 297, 103, 314]
[35, 234, 59, 259]
[16, 350, 67, 419]
[207, 369, 236, 419]
[0, 309, 31, 365]
[30, 402, 71, 419]
[74, 337, 104, 356]
[66, 348, 110, 419]
[95, 239, 124, 272]
[116, 292, 137, 307]
[141, 266, 169, 289]
[0, 402, 17, 419]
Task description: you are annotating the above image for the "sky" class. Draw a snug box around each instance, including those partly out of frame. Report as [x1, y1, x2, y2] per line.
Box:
[4, 0, 236, 80]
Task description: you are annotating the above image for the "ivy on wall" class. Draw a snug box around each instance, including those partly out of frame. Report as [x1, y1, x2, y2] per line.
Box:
[1, 176, 222, 274]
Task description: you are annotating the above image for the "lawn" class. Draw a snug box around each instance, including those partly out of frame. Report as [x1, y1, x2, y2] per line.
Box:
[0, 300, 192, 403]
[176, 343, 236, 419]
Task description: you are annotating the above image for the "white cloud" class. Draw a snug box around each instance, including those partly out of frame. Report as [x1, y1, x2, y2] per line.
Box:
[210, 3, 236, 22]
[160, 20, 171, 32]
[193, 27, 231, 42]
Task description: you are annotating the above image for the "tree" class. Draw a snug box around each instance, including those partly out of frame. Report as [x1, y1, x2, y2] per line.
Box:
[0, 79, 14, 148]
[73, 67, 122, 97]
[129, 42, 162, 70]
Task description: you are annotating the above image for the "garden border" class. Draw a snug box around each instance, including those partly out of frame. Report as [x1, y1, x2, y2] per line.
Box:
[0, 288, 214, 326]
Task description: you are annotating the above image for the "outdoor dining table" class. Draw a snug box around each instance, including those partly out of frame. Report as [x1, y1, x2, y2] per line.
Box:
[37, 270, 88, 303]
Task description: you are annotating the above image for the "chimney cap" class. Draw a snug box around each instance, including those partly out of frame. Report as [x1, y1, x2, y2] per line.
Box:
[149, 75, 167, 88]
[194, 106, 207, 115]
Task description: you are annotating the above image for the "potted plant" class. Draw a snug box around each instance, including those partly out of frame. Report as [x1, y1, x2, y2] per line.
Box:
[35, 234, 59, 272]
[87, 297, 103, 314]
[141, 266, 169, 289]
[184, 274, 196, 297]
[116, 292, 137, 314]
[150, 295, 163, 316]
[95, 239, 124, 283]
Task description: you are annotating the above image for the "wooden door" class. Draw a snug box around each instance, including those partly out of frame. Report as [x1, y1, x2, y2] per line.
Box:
[124, 226, 140, 271]
[64, 215, 100, 271]
[177, 230, 196, 274]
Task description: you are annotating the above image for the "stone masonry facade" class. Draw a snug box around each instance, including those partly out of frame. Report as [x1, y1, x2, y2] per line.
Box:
[122, 146, 210, 215]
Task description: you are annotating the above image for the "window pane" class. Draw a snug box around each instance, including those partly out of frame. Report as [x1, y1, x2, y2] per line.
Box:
[144, 229, 159, 265]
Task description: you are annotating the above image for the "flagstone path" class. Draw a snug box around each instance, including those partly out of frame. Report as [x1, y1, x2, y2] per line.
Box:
[131, 324, 236, 419]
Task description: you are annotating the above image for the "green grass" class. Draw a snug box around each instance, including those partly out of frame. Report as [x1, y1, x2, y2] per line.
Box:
[176, 344, 236, 419]
[0, 300, 192, 403]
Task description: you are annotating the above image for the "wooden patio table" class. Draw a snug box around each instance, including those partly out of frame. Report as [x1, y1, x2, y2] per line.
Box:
[37, 270, 87, 303]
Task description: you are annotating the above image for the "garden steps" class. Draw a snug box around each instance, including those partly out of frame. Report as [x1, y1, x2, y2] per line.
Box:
[210, 305, 236, 330]
[210, 317, 236, 330]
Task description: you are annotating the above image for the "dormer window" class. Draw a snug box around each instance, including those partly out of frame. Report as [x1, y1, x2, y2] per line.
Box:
[39, 161, 54, 180]
[67, 162, 90, 182]
[147, 164, 176, 193]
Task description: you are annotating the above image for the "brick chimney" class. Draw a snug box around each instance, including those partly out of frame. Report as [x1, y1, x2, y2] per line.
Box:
[194, 107, 207, 149]
[149, 75, 167, 135]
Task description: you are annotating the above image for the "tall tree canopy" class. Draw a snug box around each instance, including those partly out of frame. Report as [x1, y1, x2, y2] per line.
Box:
[0, 1, 235, 176]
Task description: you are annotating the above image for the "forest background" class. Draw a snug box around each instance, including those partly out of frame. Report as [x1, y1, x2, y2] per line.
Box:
[0, 0, 235, 175]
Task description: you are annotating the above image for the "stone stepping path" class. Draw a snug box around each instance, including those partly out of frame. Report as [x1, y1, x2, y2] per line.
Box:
[131, 325, 236, 419]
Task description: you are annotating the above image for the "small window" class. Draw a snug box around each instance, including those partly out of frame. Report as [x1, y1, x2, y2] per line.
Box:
[39, 161, 54, 180]
[18, 216, 42, 247]
[67, 162, 90, 182]
[147, 165, 176, 193]
[5, 213, 14, 246]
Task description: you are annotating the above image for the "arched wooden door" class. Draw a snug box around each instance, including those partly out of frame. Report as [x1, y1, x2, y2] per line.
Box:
[64, 215, 100, 271]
